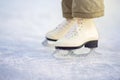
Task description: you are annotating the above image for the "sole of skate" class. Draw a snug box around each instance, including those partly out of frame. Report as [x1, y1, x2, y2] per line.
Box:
[56, 40, 98, 50]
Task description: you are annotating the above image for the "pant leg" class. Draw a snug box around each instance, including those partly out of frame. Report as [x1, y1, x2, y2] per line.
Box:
[72, 0, 104, 18]
[62, 0, 73, 18]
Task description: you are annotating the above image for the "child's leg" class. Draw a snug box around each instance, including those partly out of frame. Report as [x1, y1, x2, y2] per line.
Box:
[62, 0, 73, 18]
[54, 0, 105, 58]
[42, 0, 73, 47]
[72, 0, 104, 18]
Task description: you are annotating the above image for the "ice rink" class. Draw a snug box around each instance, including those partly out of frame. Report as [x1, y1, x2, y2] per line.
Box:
[0, 0, 120, 80]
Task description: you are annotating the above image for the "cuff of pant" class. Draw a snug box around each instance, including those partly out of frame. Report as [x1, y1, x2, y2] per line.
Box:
[72, 11, 104, 18]
[63, 13, 73, 18]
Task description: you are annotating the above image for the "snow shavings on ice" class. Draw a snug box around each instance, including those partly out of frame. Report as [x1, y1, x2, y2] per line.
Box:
[0, 36, 120, 80]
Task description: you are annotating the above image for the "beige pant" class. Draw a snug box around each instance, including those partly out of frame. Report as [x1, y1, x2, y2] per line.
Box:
[62, 0, 104, 18]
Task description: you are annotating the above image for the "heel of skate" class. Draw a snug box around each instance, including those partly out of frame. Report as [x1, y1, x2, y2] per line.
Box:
[85, 40, 98, 48]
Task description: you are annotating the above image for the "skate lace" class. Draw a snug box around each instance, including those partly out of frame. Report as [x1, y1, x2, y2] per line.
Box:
[54, 20, 69, 32]
[65, 19, 84, 39]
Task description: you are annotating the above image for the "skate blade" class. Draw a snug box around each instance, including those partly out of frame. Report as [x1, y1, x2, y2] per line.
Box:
[53, 48, 97, 59]
[42, 39, 56, 48]
[73, 47, 91, 55]
[53, 49, 78, 59]
[73, 48, 96, 57]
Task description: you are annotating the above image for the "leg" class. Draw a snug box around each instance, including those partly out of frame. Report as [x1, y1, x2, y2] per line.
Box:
[42, 0, 73, 47]
[62, 0, 73, 18]
[53, 0, 105, 59]
[72, 0, 104, 18]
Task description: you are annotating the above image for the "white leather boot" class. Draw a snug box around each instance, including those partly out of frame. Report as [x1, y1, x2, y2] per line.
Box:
[54, 18, 99, 58]
[42, 19, 76, 47]
[55, 18, 99, 49]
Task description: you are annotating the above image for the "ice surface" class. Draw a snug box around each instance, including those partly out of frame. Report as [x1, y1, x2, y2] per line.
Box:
[0, 0, 120, 80]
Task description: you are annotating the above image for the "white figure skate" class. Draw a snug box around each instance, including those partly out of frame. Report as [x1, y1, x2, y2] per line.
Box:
[42, 19, 76, 47]
[54, 18, 99, 59]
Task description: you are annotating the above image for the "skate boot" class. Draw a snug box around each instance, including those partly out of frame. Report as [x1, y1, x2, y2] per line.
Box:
[42, 19, 76, 47]
[54, 18, 99, 58]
